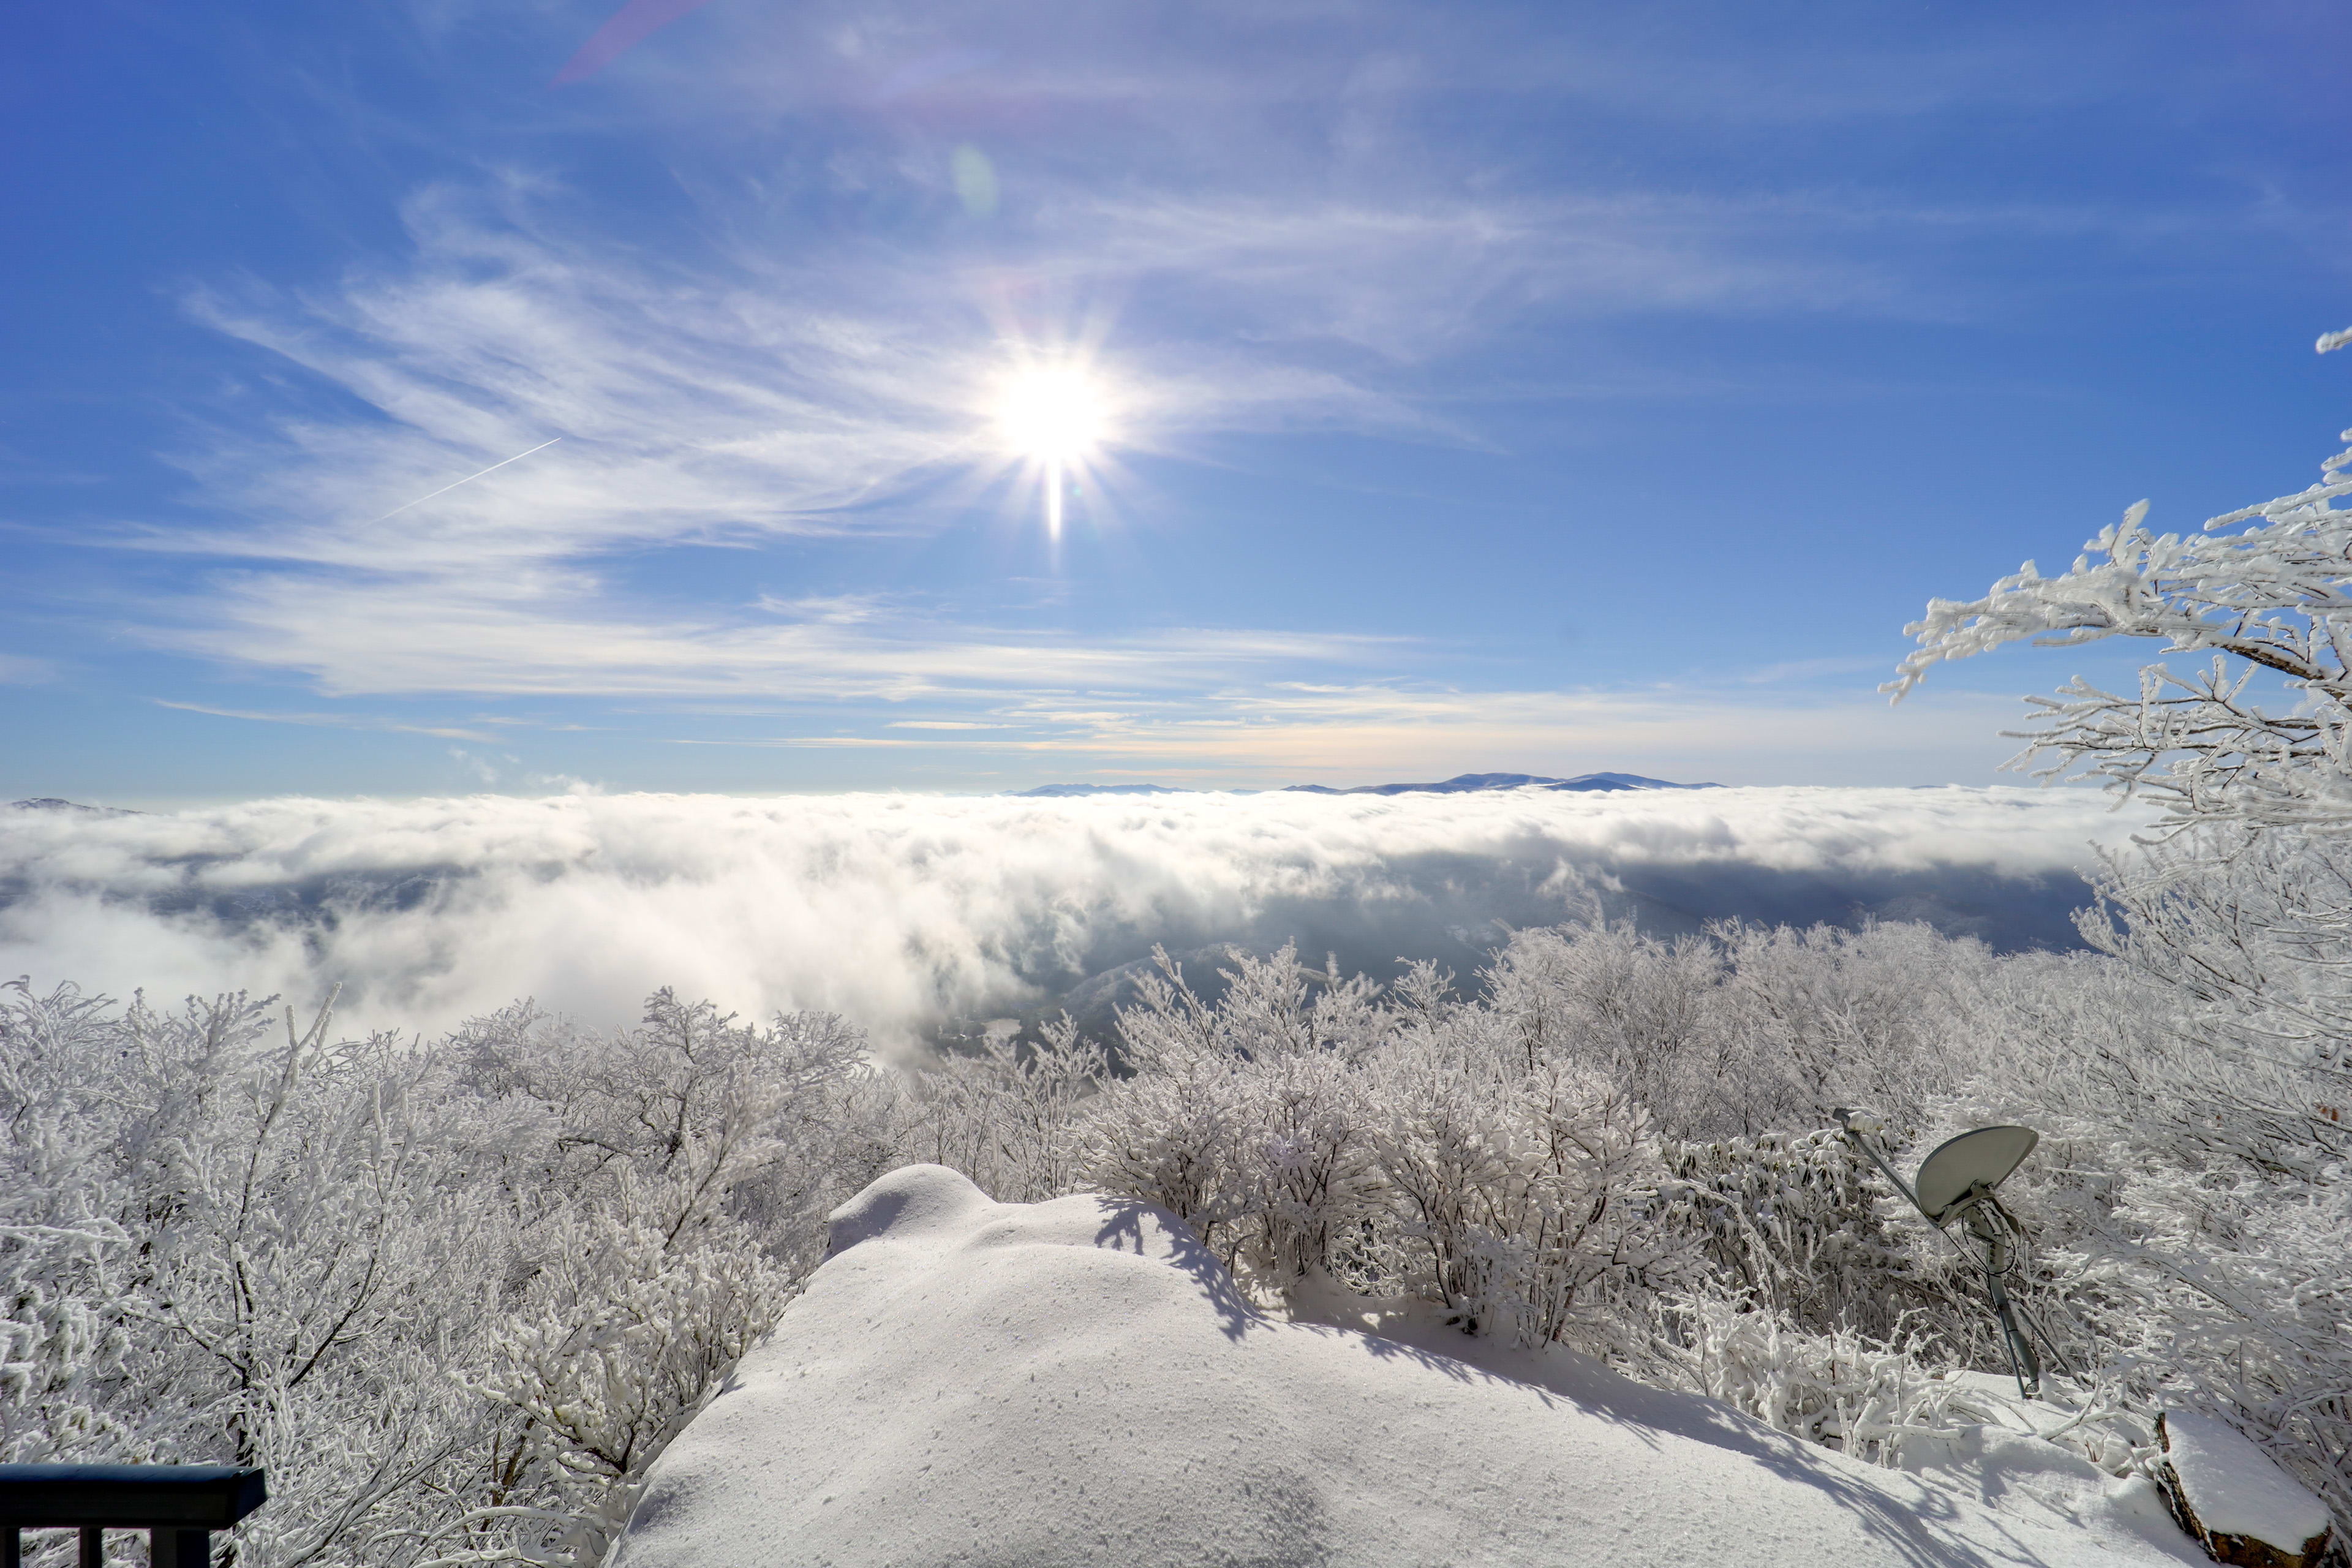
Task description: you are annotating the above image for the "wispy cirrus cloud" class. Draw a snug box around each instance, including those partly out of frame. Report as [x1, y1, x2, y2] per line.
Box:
[157, 571, 1392, 701]
[125, 173, 2122, 711]
[1065, 192, 1909, 360]
[172, 193, 988, 574]
[148, 45, 2146, 579]
[70, 0, 2293, 788]
[0, 654, 58, 686]
[153, 699, 500, 742]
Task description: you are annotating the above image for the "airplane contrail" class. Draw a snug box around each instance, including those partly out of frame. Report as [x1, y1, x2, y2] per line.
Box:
[364, 437, 564, 527]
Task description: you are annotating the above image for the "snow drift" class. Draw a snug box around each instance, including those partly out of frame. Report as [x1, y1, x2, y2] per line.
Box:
[612, 1165, 2200, 1568]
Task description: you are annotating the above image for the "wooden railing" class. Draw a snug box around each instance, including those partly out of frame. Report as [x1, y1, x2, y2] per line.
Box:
[0, 1466, 266, 1568]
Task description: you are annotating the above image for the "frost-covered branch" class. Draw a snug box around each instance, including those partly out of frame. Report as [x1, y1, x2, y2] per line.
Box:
[1891, 331, 2352, 832]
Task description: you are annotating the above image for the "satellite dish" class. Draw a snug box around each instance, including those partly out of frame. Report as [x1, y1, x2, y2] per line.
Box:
[1913, 1125, 2038, 1226]
[1834, 1111, 2074, 1400]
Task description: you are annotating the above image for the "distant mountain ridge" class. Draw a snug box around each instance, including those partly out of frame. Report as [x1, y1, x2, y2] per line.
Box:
[1286, 771, 1719, 796]
[1014, 772, 1719, 798]
[7, 798, 141, 816]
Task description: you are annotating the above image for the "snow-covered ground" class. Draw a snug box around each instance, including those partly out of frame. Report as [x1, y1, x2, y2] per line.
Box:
[612, 1166, 2202, 1568]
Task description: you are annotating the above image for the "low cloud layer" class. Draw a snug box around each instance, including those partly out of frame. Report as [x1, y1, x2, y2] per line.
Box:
[0, 786, 2142, 1051]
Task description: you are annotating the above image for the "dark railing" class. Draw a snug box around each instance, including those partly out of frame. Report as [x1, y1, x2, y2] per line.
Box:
[0, 1466, 266, 1568]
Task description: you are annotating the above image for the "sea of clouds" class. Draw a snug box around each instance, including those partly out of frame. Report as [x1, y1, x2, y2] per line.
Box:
[0, 786, 2144, 1052]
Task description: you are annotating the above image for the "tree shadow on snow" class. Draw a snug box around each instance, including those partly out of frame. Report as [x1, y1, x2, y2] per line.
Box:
[1074, 1197, 2084, 1567]
[1088, 1200, 1261, 1344]
[1325, 1321, 2076, 1568]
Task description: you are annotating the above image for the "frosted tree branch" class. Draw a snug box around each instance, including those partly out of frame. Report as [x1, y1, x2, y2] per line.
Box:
[1889, 374, 2352, 832]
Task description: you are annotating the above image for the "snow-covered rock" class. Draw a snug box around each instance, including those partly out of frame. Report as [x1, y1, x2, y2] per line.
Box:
[611, 1166, 2204, 1568]
[2157, 1411, 2335, 1567]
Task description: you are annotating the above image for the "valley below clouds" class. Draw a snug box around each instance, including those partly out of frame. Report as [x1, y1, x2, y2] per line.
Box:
[1, 785, 2142, 1050]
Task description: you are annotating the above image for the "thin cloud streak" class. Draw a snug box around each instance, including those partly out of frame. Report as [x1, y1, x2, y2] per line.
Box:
[361, 436, 564, 527]
[151, 699, 500, 743]
[153, 575, 1392, 700]
[135, 564, 2031, 783]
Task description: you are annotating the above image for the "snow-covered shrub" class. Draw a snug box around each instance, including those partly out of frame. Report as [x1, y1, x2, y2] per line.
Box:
[0, 981, 144, 1466]
[429, 992, 895, 1566]
[1080, 1067, 1259, 1261]
[0, 982, 507, 1567]
[470, 1211, 791, 1568]
[1713, 920, 1993, 1136]
[0, 979, 893, 1568]
[1113, 941, 1391, 1075]
[2078, 831, 2352, 1173]
[1664, 1295, 2151, 1477]
[1476, 918, 1996, 1142]
[902, 1014, 1106, 1204]
[1667, 1295, 1961, 1466]
[1061, 940, 1695, 1352]
[1663, 1128, 1926, 1341]
[1365, 1035, 1689, 1352]
[1077, 944, 1396, 1275]
[1233, 1049, 1382, 1287]
[1482, 921, 1729, 1132]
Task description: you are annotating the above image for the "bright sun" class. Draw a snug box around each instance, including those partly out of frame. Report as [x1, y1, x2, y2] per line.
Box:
[992, 362, 1113, 539]
[995, 364, 1109, 464]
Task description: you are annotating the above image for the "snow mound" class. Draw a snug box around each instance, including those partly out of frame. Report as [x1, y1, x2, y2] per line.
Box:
[612, 1166, 2201, 1568]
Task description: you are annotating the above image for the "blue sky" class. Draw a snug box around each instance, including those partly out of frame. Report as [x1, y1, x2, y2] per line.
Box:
[6, 1, 2350, 804]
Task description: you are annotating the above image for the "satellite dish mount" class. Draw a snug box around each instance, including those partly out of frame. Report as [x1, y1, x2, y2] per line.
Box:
[1833, 1112, 2076, 1399]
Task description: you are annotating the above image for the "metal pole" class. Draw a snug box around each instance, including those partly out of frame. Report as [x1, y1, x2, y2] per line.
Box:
[78, 1528, 103, 1568]
[4, 1526, 18, 1568]
[2008, 1293, 2081, 1382]
[1965, 1200, 2042, 1398]
[1984, 1268, 2043, 1398]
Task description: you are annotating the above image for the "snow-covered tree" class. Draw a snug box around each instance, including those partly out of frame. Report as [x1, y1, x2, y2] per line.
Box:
[1885, 330, 2352, 1531]
[1889, 326, 2352, 835]
[0, 981, 895, 1568]
[902, 1014, 1106, 1205]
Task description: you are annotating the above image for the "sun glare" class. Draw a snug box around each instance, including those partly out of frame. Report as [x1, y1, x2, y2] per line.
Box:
[992, 363, 1113, 540]
[996, 365, 1108, 463]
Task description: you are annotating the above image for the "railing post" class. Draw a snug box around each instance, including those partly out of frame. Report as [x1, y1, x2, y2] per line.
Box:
[155, 1530, 210, 1568]
[77, 1529, 102, 1568]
